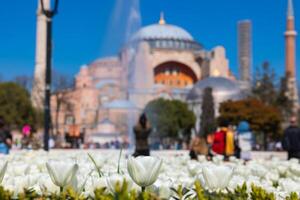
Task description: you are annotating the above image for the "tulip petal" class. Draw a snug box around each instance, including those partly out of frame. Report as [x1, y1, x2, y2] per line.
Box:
[46, 162, 60, 187]
[0, 161, 7, 183]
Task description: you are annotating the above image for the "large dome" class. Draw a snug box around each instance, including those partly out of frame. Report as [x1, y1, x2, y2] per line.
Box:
[187, 77, 243, 101]
[131, 23, 201, 51]
[133, 24, 194, 41]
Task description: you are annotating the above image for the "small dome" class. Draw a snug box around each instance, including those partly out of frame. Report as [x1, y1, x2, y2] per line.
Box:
[133, 24, 194, 41]
[187, 77, 243, 101]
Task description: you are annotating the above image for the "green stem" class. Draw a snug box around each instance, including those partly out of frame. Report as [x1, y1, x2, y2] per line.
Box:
[88, 153, 102, 178]
[60, 186, 63, 193]
[117, 148, 123, 174]
[141, 186, 145, 192]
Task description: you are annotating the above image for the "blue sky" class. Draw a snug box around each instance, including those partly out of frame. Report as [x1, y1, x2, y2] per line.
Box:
[0, 0, 299, 82]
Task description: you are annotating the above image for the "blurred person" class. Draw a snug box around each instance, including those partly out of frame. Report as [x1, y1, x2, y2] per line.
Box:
[133, 113, 152, 157]
[22, 124, 31, 137]
[21, 126, 31, 149]
[49, 137, 55, 149]
[225, 125, 235, 158]
[212, 120, 228, 157]
[237, 121, 253, 161]
[275, 141, 282, 151]
[189, 135, 208, 160]
[282, 116, 300, 160]
[234, 136, 241, 159]
[0, 117, 12, 154]
[207, 133, 215, 160]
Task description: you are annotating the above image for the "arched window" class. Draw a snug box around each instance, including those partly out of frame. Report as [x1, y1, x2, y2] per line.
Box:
[154, 62, 197, 89]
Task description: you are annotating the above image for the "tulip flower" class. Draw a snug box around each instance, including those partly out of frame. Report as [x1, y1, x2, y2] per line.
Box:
[0, 161, 7, 183]
[289, 163, 300, 176]
[202, 165, 233, 191]
[147, 179, 172, 199]
[279, 179, 300, 194]
[38, 175, 60, 194]
[106, 173, 133, 193]
[46, 161, 79, 192]
[127, 156, 162, 191]
[84, 176, 107, 197]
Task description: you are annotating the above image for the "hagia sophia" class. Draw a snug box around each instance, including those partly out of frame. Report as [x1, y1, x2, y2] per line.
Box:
[49, 14, 246, 144]
[31, 0, 297, 146]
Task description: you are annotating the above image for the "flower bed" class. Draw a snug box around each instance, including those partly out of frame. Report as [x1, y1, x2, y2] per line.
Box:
[0, 151, 299, 199]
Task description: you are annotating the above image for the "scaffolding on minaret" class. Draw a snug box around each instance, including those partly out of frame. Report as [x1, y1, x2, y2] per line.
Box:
[287, 0, 294, 18]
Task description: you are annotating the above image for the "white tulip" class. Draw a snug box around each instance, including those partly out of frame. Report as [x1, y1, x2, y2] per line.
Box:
[8, 162, 30, 176]
[85, 176, 107, 197]
[187, 161, 201, 176]
[148, 179, 172, 199]
[1, 150, 300, 196]
[289, 163, 300, 176]
[233, 165, 251, 178]
[228, 175, 245, 190]
[106, 173, 132, 193]
[279, 179, 300, 194]
[265, 170, 279, 183]
[46, 161, 78, 190]
[249, 164, 268, 178]
[38, 175, 60, 194]
[202, 165, 233, 191]
[0, 161, 8, 183]
[7, 174, 41, 196]
[289, 158, 299, 164]
[127, 156, 162, 189]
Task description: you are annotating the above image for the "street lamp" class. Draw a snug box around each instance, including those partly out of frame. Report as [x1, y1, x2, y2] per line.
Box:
[39, 0, 59, 151]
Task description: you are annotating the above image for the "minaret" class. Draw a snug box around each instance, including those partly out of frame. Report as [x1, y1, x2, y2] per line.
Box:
[285, 0, 299, 113]
[31, 0, 50, 109]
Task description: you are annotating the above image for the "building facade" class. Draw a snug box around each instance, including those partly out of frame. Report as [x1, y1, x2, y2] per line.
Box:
[50, 15, 239, 145]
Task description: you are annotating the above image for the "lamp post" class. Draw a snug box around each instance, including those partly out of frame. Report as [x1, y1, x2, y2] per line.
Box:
[39, 0, 59, 151]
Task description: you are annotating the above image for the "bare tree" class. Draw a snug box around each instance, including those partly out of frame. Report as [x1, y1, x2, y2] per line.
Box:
[14, 75, 33, 91]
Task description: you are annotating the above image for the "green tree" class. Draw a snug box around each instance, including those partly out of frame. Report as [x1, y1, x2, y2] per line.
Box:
[252, 61, 291, 123]
[252, 61, 277, 106]
[218, 98, 282, 149]
[276, 76, 293, 120]
[200, 87, 216, 136]
[144, 98, 196, 140]
[0, 82, 41, 129]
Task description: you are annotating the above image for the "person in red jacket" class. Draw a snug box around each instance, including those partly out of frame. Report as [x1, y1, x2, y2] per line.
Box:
[212, 120, 228, 156]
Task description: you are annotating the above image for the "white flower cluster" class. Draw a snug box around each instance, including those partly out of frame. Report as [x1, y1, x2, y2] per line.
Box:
[0, 151, 299, 199]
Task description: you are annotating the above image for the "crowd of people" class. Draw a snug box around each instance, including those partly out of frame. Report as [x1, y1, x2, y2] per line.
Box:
[0, 117, 12, 154]
[189, 120, 254, 161]
[1, 112, 300, 162]
[188, 116, 300, 161]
